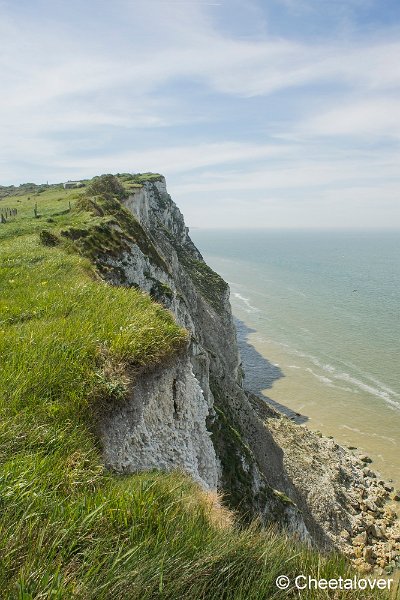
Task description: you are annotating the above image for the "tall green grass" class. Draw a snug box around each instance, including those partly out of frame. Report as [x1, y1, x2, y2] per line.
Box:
[0, 178, 396, 598]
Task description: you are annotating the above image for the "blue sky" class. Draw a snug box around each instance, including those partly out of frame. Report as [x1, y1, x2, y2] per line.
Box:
[1, 0, 400, 228]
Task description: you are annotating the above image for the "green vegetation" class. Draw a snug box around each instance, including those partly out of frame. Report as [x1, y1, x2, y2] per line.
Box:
[157, 220, 229, 314]
[210, 400, 259, 515]
[60, 190, 167, 275]
[179, 251, 229, 314]
[0, 182, 55, 200]
[209, 380, 291, 523]
[115, 172, 165, 192]
[128, 172, 164, 185]
[0, 176, 393, 598]
[84, 174, 128, 201]
[148, 278, 174, 303]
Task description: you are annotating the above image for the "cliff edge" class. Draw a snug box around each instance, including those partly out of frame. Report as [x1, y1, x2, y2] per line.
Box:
[75, 174, 399, 574]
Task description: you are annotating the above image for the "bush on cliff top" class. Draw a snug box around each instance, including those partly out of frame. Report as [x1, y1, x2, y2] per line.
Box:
[0, 177, 393, 599]
[85, 174, 128, 201]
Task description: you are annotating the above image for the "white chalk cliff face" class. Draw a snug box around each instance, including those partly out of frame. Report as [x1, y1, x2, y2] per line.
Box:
[97, 177, 399, 562]
[99, 177, 309, 540]
[100, 354, 220, 490]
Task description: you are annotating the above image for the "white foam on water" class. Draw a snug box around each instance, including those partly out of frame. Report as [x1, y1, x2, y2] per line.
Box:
[368, 375, 400, 399]
[304, 368, 355, 394]
[342, 424, 362, 434]
[270, 341, 400, 411]
[232, 293, 259, 313]
[337, 385, 359, 394]
[306, 368, 334, 386]
[337, 359, 400, 401]
[310, 358, 400, 411]
[342, 425, 397, 445]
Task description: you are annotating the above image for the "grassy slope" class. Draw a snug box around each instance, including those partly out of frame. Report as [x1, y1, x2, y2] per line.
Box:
[0, 177, 393, 599]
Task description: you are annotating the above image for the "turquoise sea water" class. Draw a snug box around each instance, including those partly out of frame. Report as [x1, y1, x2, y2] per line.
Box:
[191, 229, 400, 484]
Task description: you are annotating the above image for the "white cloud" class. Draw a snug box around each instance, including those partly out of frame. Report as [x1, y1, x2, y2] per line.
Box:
[172, 148, 400, 193]
[1, 0, 400, 152]
[0, 0, 399, 228]
[44, 142, 292, 178]
[301, 98, 400, 138]
[1, 3, 399, 116]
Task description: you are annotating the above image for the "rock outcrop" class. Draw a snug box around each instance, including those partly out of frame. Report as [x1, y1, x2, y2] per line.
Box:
[95, 175, 399, 570]
[100, 353, 220, 489]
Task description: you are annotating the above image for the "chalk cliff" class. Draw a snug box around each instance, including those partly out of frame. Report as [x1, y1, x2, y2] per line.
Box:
[93, 175, 399, 569]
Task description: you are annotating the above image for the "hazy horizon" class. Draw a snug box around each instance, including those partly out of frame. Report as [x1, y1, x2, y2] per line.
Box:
[190, 226, 400, 231]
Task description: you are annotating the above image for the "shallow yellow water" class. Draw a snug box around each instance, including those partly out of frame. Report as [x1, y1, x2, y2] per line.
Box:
[246, 330, 400, 486]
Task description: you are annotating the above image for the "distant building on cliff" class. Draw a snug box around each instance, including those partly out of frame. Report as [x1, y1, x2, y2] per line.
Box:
[63, 181, 84, 189]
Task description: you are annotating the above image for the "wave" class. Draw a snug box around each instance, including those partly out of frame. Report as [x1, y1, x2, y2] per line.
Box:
[308, 357, 400, 411]
[306, 368, 334, 386]
[270, 340, 400, 411]
[342, 425, 397, 445]
[238, 323, 400, 411]
[232, 293, 259, 313]
[305, 368, 356, 393]
[333, 358, 400, 401]
[368, 375, 400, 399]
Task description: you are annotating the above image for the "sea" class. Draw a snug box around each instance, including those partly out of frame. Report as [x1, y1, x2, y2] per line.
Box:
[190, 229, 400, 485]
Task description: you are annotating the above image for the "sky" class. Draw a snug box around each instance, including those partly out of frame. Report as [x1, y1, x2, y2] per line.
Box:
[1, 0, 400, 229]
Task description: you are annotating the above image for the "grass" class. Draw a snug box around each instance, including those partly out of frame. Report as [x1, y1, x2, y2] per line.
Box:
[178, 251, 229, 314]
[0, 175, 396, 598]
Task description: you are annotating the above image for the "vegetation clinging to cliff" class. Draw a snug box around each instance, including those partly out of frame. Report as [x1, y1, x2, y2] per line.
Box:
[61, 175, 168, 272]
[179, 250, 229, 314]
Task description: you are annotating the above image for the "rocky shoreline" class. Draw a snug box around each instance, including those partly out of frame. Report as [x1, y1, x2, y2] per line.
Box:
[249, 393, 400, 574]
[339, 457, 400, 575]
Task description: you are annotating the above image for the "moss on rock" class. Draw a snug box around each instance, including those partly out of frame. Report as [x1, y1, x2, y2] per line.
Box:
[178, 250, 228, 314]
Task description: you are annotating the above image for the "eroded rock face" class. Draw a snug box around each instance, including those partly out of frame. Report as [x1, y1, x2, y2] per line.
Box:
[253, 395, 400, 570]
[99, 353, 220, 490]
[100, 177, 310, 539]
[96, 176, 399, 565]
